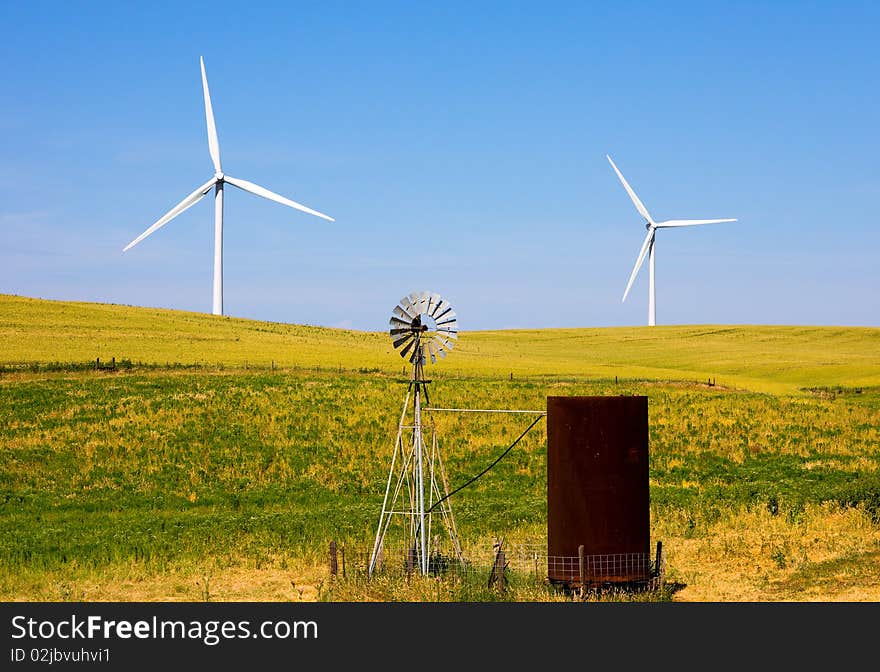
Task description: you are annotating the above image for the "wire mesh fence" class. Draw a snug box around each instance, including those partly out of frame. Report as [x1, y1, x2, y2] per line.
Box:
[328, 539, 665, 594]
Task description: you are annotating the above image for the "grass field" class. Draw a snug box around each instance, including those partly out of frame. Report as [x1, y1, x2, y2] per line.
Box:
[1, 293, 879, 602]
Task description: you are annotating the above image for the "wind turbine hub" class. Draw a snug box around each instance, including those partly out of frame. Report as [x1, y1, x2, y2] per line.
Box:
[215, 171, 225, 181]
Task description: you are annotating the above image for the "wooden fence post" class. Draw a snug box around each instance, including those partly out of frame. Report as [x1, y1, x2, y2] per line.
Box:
[654, 541, 664, 587]
[341, 544, 346, 579]
[406, 546, 415, 584]
[578, 544, 586, 598]
[488, 538, 507, 593]
[329, 541, 338, 577]
[497, 550, 507, 594]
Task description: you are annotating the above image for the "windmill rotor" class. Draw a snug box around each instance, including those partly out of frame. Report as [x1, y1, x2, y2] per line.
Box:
[389, 291, 458, 365]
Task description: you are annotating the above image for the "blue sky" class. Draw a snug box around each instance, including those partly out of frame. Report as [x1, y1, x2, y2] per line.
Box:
[1, 1, 878, 330]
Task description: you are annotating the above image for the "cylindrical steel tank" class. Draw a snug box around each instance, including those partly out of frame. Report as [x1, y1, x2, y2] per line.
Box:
[547, 396, 650, 585]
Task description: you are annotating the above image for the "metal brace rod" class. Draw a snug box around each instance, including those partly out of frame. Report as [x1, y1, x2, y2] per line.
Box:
[423, 407, 546, 415]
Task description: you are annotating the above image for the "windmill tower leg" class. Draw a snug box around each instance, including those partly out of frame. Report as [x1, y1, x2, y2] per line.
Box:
[368, 387, 410, 576]
[648, 236, 656, 327]
[212, 181, 224, 316]
[413, 377, 429, 574]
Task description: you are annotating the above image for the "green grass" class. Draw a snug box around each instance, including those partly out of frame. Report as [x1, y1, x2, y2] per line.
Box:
[1, 294, 879, 601]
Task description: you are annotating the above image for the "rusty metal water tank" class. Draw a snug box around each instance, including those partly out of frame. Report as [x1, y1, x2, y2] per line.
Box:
[547, 396, 650, 586]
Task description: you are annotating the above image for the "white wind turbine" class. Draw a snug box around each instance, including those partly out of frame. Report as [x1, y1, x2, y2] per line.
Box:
[123, 56, 334, 316]
[607, 155, 736, 326]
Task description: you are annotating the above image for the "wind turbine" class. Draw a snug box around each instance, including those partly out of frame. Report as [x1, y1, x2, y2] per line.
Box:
[123, 56, 334, 316]
[607, 155, 736, 326]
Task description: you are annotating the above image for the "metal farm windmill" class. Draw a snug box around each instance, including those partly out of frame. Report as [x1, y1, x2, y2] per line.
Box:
[368, 291, 463, 576]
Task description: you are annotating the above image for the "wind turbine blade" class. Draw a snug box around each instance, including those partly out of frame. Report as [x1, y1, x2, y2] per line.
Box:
[200, 57, 222, 174]
[123, 177, 217, 252]
[607, 155, 654, 224]
[224, 175, 335, 222]
[655, 218, 737, 228]
[622, 229, 655, 302]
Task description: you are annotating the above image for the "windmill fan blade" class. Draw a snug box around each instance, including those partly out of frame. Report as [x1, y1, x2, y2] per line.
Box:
[607, 155, 654, 225]
[434, 305, 454, 321]
[655, 218, 737, 228]
[389, 316, 412, 329]
[123, 177, 217, 252]
[428, 293, 442, 316]
[430, 298, 445, 318]
[436, 313, 457, 326]
[400, 338, 416, 359]
[200, 57, 222, 174]
[622, 229, 654, 302]
[390, 327, 413, 336]
[425, 293, 437, 316]
[409, 292, 427, 314]
[426, 343, 437, 364]
[393, 305, 415, 322]
[400, 295, 417, 317]
[438, 337, 455, 350]
[420, 291, 431, 310]
[393, 333, 413, 350]
[224, 175, 335, 222]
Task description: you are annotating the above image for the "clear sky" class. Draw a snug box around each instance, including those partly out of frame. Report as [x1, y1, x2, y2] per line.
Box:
[1, 1, 878, 331]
